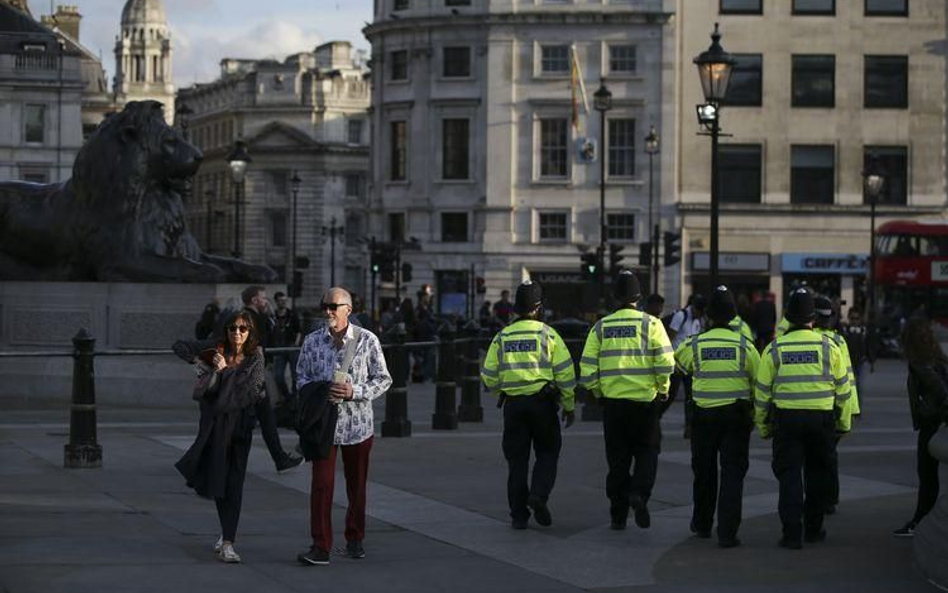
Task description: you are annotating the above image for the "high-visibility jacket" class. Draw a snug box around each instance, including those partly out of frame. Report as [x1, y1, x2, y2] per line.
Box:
[675, 327, 761, 409]
[578, 308, 674, 401]
[480, 319, 576, 411]
[814, 327, 861, 415]
[754, 328, 854, 438]
[775, 317, 790, 338]
[728, 316, 754, 342]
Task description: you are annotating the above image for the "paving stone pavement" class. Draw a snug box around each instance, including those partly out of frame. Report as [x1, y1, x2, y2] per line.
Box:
[0, 359, 943, 592]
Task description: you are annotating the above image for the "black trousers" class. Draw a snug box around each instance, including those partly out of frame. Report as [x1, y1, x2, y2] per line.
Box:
[913, 420, 942, 524]
[214, 435, 252, 542]
[827, 435, 841, 506]
[255, 396, 286, 464]
[602, 398, 661, 522]
[690, 402, 752, 540]
[502, 393, 562, 521]
[771, 409, 836, 542]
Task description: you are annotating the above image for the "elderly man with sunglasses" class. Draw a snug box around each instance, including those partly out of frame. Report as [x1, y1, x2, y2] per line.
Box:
[296, 287, 392, 566]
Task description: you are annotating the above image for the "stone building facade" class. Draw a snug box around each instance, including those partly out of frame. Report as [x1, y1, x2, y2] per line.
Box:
[177, 42, 371, 306]
[113, 0, 175, 123]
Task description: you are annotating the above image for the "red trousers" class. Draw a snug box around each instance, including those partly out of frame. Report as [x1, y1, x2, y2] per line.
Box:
[310, 437, 373, 552]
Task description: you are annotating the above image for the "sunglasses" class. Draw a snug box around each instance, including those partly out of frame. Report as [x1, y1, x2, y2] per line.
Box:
[320, 302, 350, 311]
[226, 324, 250, 334]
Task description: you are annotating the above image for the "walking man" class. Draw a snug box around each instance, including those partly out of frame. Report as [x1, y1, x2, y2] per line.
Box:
[675, 286, 760, 548]
[579, 271, 675, 530]
[481, 281, 576, 529]
[296, 287, 392, 565]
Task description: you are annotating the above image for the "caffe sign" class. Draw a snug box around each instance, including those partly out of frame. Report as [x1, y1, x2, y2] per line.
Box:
[781, 253, 868, 275]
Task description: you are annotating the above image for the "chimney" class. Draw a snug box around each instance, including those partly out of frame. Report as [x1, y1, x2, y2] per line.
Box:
[41, 5, 82, 41]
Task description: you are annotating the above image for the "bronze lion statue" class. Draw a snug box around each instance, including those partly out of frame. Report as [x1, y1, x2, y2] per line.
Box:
[0, 100, 277, 283]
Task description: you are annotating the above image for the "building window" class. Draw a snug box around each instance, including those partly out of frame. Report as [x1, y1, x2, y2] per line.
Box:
[864, 146, 908, 205]
[540, 45, 570, 74]
[791, 55, 835, 107]
[720, 0, 762, 14]
[606, 213, 636, 242]
[539, 118, 568, 178]
[347, 119, 363, 144]
[389, 212, 406, 243]
[609, 45, 636, 74]
[267, 170, 288, 197]
[269, 211, 287, 248]
[790, 145, 835, 205]
[793, 0, 835, 14]
[723, 54, 762, 107]
[24, 104, 45, 143]
[538, 211, 568, 242]
[394, 0, 409, 10]
[445, 0, 471, 5]
[345, 212, 363, 247]
[441, 212, 468, 242]
[865, 56, 908, 109]
[608, 119, 635, 178]
[345, 173, 365, 198]
[718, 144, 762, 203]
[442, 118, 470, 180]
[865, 0, 907, 16]
[443, 47, 471, 78]
[390, 50, 408, 81]
[390, 121, 407, 181]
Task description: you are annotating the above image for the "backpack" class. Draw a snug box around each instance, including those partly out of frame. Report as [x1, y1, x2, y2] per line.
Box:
[661, 308, 688, 334]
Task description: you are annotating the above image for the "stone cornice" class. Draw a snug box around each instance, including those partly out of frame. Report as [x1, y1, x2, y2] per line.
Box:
[677, 202, 946, 216]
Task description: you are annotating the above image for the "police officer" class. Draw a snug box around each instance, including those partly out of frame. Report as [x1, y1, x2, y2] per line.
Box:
[754, 288, 855, 549]
[728, 314, 754, 343]
[813, 295, 861, 515]
[579, 271, 675, 530]
[480, 281, 576, 529]
[675, 286, 760, 548]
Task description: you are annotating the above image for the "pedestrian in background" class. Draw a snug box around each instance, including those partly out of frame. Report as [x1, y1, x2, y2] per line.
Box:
[481, 281, 576, 530]
[579, 271, 674, 530]
[173, 310, 265, 564]
[271, 291, 302, 414]
[892, 315, 948, 537]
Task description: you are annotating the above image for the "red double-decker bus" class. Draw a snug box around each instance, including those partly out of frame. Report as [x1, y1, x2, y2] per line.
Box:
[874, 220, 948, 326]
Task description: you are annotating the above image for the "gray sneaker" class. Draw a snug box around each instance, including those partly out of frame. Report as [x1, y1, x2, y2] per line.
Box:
[219, 542, 241, 563]
[213, 536, 223, 555]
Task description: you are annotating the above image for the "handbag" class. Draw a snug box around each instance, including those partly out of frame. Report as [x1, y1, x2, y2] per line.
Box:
[192, 369, 219, 401]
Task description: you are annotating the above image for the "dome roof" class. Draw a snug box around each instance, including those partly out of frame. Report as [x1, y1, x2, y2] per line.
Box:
[121, 0, 167, 25]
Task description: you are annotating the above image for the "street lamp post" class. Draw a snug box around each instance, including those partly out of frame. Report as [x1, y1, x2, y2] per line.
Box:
[226, 140, 251, 258]
[862, 154, 885, 336]
[204, 189, 214, 252]
[289, 172, 302, 304]
[645, 125, 660, 294]
[322, 217, 345, 286]
[593, 79, 613, 308]
[694, 23, 735, 288]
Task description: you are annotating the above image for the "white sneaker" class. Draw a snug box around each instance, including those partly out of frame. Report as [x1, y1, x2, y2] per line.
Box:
[219, 542, 241, 563]
[214, 536, 223, 555]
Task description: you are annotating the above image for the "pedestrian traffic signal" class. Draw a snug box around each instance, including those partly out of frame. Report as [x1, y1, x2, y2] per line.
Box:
[664, 231, 681, 266]
[638, 242, 652, 267]
[401, 262, 413, 283]
[581, 252, 599, 279]
[289, 271, 303, 298]
[609, 243, 626, 276]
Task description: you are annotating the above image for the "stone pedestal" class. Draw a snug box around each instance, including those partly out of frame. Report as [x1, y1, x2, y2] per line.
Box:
[913, 427, 948, 589]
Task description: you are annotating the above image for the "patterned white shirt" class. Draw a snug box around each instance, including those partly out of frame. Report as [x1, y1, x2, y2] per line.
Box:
[296, 323, 392, 446]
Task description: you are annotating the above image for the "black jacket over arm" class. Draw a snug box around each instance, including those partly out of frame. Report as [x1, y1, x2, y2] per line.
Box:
[297, 381, 337, 460]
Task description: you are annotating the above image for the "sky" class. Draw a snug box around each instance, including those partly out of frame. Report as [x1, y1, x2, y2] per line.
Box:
[27, 0, 373, 87]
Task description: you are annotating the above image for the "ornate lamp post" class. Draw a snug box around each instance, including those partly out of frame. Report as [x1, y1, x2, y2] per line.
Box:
[645, 125, 660, 294]
[593, 79, 613, 307]
[862, 154, 885, 331]
[226, 139, 251, 258]
[289, 171, 302, 303]
[322, 217, 345, 286]
[694, 23, 735, 287]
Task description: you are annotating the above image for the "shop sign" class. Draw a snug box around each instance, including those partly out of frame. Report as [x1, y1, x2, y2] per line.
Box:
[531, 271, 588, 285]
[692, 252, 770, 272]
[781, 253, 868, 275]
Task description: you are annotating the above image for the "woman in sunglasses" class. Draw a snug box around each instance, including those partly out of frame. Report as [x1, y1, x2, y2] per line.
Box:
[174, 310, 265, 563]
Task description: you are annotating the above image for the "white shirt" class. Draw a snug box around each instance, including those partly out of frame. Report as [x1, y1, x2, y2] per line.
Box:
[670, 306, 704, 349]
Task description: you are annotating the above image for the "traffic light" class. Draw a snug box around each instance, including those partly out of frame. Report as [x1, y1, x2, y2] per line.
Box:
[580, 252, 599, 279]
[380, 257, 395, 282]
[401, 262, 413, 283]
[289, 270, 303, 298]
[609, 243, 626, 275]
[294, 256, 310, 270]
[664, 231, 681, 266]
[638, 242, 652, 267]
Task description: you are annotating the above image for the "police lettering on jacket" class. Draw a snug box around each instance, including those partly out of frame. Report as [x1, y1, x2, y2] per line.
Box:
[504, 339, 538, 353]
[701, 347, 736, 361]
[781, 351, 819, 364]
[603, 325, 637, 339]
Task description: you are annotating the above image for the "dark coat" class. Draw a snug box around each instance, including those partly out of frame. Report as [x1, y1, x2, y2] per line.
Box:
[174, 347, 265, 499]
[297, 380, 337, 461]
[907, 360, 948, 430]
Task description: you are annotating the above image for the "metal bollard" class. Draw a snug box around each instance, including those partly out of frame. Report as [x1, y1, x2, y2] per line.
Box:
[432, 324, 458, 429]
[458, 321, 484, 422]
[64, 329, 102, 468]
[382, 323, 412, 437]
